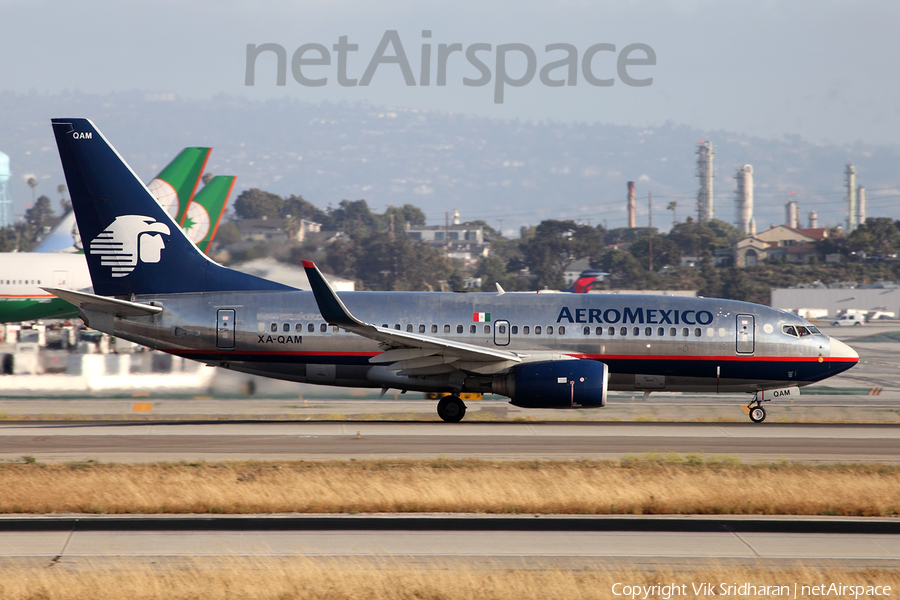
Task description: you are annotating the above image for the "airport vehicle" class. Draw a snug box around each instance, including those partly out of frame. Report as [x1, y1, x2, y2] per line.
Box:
[0, 149, 235, 323]
[46, 118, 859, 423]
[830, 313, 865, 327]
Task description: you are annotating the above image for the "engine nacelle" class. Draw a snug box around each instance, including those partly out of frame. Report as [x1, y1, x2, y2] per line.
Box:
[503, 359, 608, 409]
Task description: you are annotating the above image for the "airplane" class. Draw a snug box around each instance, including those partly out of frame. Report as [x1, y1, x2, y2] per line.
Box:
[0, 149, 235, 323]
[45, 118, 859, 424]
[563, 269, 606, 294]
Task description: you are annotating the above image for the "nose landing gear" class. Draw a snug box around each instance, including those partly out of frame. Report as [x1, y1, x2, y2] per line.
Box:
[437, 395, 467, 423]
[747, 395, 769, 423]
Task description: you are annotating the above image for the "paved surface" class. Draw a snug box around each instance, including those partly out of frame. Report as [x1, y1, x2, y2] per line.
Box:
[1, 516, 898, 569]
[2, 421, 899, 462]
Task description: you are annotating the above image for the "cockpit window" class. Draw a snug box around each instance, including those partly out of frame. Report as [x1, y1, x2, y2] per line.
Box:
[782, 325, 798, 337]
[807, 326, 821, 335]
[796, 326, 811, 337]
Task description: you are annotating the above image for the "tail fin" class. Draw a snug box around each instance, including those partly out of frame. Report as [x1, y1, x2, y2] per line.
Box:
[560, 270, 607, 294]
[186, 175, 235, 254]
[149, 147, 210, 224]
[51, 118, 290, 296]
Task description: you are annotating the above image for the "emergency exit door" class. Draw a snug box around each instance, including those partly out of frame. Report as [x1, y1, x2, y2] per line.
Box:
[216, 309, 236, 349]
[736, 314, 754, 354]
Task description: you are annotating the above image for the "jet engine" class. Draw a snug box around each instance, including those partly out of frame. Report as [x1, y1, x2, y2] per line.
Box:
[492, 359, 608, 409]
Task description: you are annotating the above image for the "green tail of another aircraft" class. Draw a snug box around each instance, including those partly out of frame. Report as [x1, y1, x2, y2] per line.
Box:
[147, 147, 211, 224]
[182, 176, 236, 253]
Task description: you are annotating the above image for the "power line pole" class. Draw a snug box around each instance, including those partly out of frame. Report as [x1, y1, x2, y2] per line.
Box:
[648, 191, 653, 273]
[445, 211, 450, 257]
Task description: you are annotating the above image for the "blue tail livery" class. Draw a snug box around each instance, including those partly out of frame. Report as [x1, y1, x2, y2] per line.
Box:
[51, 118, 290, 296]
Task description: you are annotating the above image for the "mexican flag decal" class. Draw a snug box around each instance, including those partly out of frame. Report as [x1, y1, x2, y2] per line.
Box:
[473, 312, 491, 322]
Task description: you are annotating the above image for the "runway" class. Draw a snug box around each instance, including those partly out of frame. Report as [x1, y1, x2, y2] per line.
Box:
[2, 421, 899, 462]
[2, 516, 899, 569]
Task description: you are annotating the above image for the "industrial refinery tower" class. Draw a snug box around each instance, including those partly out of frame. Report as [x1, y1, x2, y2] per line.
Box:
[846, 163, 858, 232]
[734, 165, 754, 234]
[696, 142, 714, 224]
[0, 152, 12, 228]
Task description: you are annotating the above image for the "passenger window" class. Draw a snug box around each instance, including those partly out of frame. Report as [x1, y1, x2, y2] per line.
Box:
[308, 323, 315, 332]
[535, 326, 542, 335]
[682, 327, 689, 337]
[546, 326, 553, 335]
[457, 325, 463, 334]
[782, 325, 798, 337]
[511, 325, 518, 334]
[620, 327, 627, 336]
[608, 326, 615, 336]
[470, 324, 477, 334]
[694, 328, 701, 337]
[595, 326, 603, 336]
[333, 325, 340, 333]
[320, 323, 327, 333]
[484, 325, 491, 334]
[558, 326, 564, 335]
[523, 326, 530, 335]
[382, 324, 389, 328]
[657, 327, 664, 336]
[583, 326, 591, 335]
[406, 324, 414, 333]
[394, 324, 401, 330]
[283, 323, 290, 333]
[295, 323, 303, 332]
[670, 327, 676, 336]
[431, 324, 438, 334]
[419, 324, 426, 334]
[633, 327, 640, 336]
[499, 325, 506, 334]
[645, 327, 652, 336]
[271, 323, 278, 332]
[444, 324, 451, 333]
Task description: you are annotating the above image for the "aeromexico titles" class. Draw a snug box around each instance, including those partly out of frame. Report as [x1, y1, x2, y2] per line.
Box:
[46, 118, 858, 423]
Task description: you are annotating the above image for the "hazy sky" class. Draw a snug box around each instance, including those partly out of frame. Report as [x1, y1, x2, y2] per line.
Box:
[2, 0, 898, 146]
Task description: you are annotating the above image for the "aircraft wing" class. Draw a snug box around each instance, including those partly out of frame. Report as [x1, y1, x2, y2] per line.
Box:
[302, 261, 522, 375]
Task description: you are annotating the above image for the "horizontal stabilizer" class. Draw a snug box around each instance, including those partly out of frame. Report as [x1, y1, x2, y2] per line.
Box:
[42, 287, 162, 317]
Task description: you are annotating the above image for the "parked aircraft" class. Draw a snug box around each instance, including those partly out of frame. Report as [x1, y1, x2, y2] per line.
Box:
[0, 149, 235, 323]
[46, 118, 859, 423]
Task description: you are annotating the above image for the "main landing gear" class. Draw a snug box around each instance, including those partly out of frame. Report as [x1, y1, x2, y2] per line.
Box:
[747, 395, 769, 423]
[437, 395, 467, 423]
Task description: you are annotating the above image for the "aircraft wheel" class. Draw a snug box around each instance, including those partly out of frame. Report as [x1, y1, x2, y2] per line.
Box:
[437, 396, 466, 423]
[749, 406, 766, 423]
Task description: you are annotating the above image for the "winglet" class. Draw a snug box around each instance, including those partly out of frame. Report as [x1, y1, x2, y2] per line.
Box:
[302, 261, 365, 328]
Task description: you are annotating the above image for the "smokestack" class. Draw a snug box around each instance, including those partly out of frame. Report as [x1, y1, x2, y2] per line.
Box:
[808, 210, 818, 229]
[696, 141, 715, 224]
[750, 218, 757, 236]
[785, 200, 799, 229]
[452, 209, 460, 226]
[857, 186, 867, 228]
[846, 163, 858, 232]
[734, 165, 753, 234]
[627, 181, 636, 228]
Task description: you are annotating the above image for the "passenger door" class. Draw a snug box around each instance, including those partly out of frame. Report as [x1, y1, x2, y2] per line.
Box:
[736, 314, 755, 354]
[216, 309, 236, 350]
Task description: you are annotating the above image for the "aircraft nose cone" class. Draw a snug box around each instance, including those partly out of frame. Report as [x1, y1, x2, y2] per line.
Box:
[829, 337, 859, 361]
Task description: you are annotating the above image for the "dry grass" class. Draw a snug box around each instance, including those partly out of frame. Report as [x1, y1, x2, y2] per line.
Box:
[0, 559, 898, 600]
[2, 455, 900, 516]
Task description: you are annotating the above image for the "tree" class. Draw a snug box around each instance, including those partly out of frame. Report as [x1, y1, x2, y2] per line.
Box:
[26, 176, 37, 203]
[846, 218, 900, 256]
[520, 220, 605, 289]
[25, 195, 54, 229]
[599, 250, 646, 287]
[202, 172, 214, 185]
[384, 204, 426, 229]
[283, 194, 327, 223]
[234, 188, 285, 219]
[323, 199, 382, 239]
[667, 201, 677, 225]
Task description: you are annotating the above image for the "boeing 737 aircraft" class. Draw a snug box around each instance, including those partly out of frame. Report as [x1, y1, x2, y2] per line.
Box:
[46, 118, 859, 423]
[0, 150, 236, 323]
